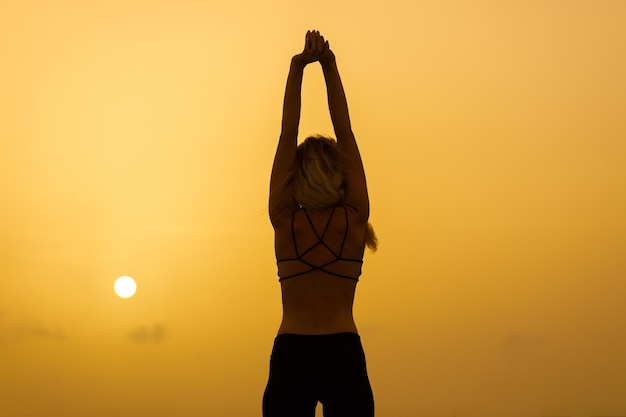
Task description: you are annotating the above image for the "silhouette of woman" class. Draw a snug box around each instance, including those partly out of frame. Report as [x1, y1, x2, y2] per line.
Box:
[263, 30, 377, 417]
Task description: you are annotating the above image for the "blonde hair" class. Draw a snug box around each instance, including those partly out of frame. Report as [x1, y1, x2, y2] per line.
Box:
[292, 135, 378, 252]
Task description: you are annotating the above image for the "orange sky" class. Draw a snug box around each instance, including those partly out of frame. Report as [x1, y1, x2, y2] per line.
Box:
[1, 1, 625, 416]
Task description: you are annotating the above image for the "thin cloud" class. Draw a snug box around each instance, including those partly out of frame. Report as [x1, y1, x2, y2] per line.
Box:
[2, 319, 68, 342]
[128, 323, 166, 343]
[29, 321, 68, 341]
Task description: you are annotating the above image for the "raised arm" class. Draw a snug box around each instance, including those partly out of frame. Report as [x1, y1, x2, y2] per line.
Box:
[319, 38, 370, 220]
[269, 31, 327, 224]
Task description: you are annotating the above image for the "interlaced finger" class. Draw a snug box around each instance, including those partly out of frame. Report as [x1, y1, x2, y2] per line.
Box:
[313, 31, 323, 54]
[305, 30, 312, 52]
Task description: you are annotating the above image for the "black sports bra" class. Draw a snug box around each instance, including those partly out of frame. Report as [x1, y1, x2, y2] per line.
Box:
[276, 205, 363, 282]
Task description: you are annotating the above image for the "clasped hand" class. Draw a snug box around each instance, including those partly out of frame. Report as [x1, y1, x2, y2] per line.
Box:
[292, 30, 335, 67]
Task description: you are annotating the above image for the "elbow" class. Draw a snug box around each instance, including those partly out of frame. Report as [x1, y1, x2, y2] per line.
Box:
[279, 129, 298, 142]
[334, 127, 354, 139]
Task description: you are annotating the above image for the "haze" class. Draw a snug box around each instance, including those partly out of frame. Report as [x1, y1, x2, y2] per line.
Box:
[1, 1, 625, 416]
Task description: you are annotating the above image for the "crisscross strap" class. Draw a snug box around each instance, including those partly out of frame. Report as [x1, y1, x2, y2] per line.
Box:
[277, 206, 363, 281]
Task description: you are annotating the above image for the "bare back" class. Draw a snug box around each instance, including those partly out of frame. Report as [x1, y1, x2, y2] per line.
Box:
[274, 204, 367, 335]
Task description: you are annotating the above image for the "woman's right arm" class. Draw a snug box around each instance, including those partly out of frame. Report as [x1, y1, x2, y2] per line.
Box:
[269, 60, 303, 225]
[270, 31, 326, 225]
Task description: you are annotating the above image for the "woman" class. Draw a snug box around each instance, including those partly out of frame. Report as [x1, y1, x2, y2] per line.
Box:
[263, 30, 377, 417]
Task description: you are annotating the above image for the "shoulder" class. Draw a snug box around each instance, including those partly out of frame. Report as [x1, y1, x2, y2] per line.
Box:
[269, 171, 296, 227]
[270, 201, 297, 230]
[341, 201, 369, 226]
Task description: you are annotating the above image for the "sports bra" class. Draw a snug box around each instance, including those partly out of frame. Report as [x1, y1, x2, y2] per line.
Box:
[276, 205, 363, 282]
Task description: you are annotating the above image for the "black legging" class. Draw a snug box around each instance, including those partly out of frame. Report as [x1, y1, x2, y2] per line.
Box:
[263, 332, 375, 417]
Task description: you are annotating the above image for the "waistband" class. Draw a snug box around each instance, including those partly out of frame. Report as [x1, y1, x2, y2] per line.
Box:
[273, 332, 361, 349]
[276, 331, 359, 340]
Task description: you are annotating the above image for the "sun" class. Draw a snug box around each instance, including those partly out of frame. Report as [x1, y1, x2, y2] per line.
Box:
[114, 276, 137, 299]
